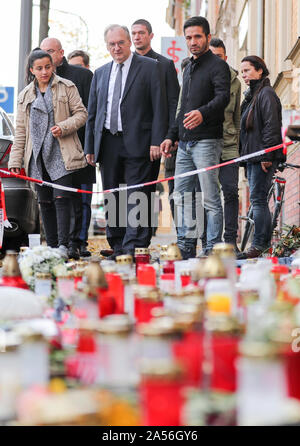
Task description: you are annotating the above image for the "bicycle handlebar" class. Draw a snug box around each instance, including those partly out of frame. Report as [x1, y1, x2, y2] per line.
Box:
[277, 162, 300, 171]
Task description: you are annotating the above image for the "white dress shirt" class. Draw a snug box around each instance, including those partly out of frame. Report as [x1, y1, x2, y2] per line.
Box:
[105, 52, 133, 131]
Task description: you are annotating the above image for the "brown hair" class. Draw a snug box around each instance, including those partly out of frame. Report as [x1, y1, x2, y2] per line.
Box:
[242, 55, 270, 130]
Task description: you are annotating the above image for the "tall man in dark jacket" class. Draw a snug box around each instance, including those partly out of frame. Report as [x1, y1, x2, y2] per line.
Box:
[85, 25, 167, 259]
[131, 19, 180, 235]
[40, 38, 95, 259]
[161, 17, 231, 259]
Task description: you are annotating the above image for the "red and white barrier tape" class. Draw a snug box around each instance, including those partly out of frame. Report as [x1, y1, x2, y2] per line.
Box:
[0, 140, 293, 195]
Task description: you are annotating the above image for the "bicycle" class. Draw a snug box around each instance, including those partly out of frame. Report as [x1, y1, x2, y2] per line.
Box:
[240, 162, 300, 252]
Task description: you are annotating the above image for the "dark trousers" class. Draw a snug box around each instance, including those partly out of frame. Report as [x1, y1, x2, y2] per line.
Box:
[147, 159, 161, 244]
[247, 162, 276, 250]
[69, 187, 83, 249]
[99, 131, 152, 253]
[36, 171, 74, 248]
[79, 183, 93, 246]
[219, 160, 239, 243]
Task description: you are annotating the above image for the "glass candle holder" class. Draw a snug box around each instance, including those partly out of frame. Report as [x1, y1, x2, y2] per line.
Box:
[95, 315, 137, 388]
[135, 248, 151, 276]
[56, 273, 75, 301]
[134, 286, 163, 324]
[139, 360, 185, 426]
[34, 273, 52, 298]
[137, 264, 157, 287]
[19, 332, 49, 388]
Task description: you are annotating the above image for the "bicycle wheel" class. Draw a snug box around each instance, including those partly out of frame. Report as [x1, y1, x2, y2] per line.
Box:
[268, 182, 284, 231]
[240, 205, 254, 252]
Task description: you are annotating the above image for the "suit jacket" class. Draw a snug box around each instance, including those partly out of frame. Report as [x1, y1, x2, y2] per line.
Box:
[142, 49, 179, 131]
[57, 57, 95, 183]
[85, 53, 168, 161]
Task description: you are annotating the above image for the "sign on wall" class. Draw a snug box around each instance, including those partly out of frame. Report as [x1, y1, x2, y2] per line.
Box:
[161, 37, 189, 85]
[0, 87, 14, 114]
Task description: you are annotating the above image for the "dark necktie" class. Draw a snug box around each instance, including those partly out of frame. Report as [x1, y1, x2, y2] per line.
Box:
[110, 63, 124, 134]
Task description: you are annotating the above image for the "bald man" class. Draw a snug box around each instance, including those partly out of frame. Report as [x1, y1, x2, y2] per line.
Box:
[40, 38, 95, 259]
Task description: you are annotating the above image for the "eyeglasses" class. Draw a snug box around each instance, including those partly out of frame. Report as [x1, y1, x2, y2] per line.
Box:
[107, 40, 127, 50]
[45, 48, 62, 54]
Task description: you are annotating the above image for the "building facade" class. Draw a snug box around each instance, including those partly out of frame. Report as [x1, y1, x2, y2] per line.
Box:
[166, 0, 300, 231]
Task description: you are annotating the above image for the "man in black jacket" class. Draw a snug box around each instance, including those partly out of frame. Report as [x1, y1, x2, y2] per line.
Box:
[161, 16, 231, 259]
[131, 19, 180, 237]
[40, 38, 95, 259]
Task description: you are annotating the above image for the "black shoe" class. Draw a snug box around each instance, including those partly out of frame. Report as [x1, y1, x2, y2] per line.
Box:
[197, 248, 212, 258]
[79, 245, 91, 257]
[106, 250, 123, 261]
[67, 246, 80, 260]
[179, 248, 196, 260]
[237, 246, 263, 260]
[100, 249, 114, 257]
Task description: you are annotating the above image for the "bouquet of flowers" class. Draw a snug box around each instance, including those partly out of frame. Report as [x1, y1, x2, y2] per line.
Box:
[19, 246, 70, 299]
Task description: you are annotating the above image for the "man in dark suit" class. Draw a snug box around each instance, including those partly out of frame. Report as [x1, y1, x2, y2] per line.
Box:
[131, 19, 180, 233]
[85, 25, 167, 259]
[40, 38, 95, 259]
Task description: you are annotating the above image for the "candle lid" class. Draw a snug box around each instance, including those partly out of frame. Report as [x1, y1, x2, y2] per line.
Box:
[239, 341, 279, 358]
[203, 255, 227, 278]
[35, 273, 52, 280]
[140, 359, 183, 379]
[205, 314, 244, 336]
[56, 271, 74, 279]
[97, 315, 133, 334]
[133, 285, 162, 301]
[212, 243, 236, 258]
[84, 260, 107, 289]
[137, 317, 179, 336]
[2, 251, 22, 277]
[166, 243, 182, 261]
[20, 247, 29, 253]
[116, 255, 133, 265]
[135, 248, 149, 255]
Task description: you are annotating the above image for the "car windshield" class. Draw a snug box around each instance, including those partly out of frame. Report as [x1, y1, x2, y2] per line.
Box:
[0, 108, 14, 137]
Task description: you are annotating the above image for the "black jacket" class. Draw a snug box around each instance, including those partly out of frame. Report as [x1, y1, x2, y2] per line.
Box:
[142, 49, 180, 131]
[167, 50, 231, 143]
[56, 57, 95, 183]
[240, 79, 284, 163]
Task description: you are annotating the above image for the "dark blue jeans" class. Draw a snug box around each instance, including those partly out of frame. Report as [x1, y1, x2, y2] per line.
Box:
[247, 162, 276, 251]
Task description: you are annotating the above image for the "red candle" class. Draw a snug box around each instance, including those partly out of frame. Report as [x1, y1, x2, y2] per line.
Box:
[105, 272, 125, 314]
[139, 363, 185, 426]
[97, 287, 116, 318]
[134, 286, 163, 324]
[135, 248, 151, 275]
[283, 347, 300, 401]
[137, 264, 157, 287]
[0, 275, 29, 289]
[163, 260, 175, 274]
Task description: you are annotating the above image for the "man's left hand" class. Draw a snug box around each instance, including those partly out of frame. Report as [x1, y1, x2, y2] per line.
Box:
[183, 110, 203, 130]
[150, 145, 161, 162]
[261, 161, 273, 173]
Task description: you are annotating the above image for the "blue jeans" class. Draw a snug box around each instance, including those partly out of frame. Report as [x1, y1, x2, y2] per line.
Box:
[174, 140, 223, 254]
[247, 162, 276, 251]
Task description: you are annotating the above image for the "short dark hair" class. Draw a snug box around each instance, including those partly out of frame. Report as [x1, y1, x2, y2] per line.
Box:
[67, 49, 90, 67]
[132, 19, 152, 34]
[210, 37, 226, 54]
[183, 16, 210, 36]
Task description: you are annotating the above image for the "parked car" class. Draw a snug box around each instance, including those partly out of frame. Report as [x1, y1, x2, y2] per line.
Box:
[91, 202, 106, 235]
[0, 107, 39, 253]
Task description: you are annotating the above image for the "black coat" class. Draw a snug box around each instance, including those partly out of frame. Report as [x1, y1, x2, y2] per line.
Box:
[142, 49, 180, 131]
[56, 57, 95, 183]
[240, 79, 284, 163]
[85, 53, 168, 161]
[167, 50, 231, 142]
